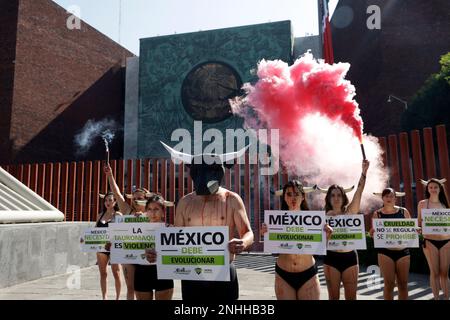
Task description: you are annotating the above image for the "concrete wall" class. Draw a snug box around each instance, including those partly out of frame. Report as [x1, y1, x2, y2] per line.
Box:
[0, 222, 97, 288]
[124, 57, 140, 160]
[138, 20, 293, 158]
[331, 0, 450, 136]
[294, 36, 322, 60]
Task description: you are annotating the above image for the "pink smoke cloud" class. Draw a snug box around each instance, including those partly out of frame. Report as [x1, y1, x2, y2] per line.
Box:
[231, 52, 388, 211]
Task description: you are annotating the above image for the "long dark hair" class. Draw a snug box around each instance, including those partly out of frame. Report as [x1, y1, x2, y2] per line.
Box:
[281, 180, 309, 211]
[325, 184, 349, 212]
[425, 179, 449, 208]
[101, 192, 120, 214]
[145, 193, 167, 223]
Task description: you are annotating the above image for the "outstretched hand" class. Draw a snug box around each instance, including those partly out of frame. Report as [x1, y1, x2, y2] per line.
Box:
[103, 165, 112, 176]
[228, 238, 245, 254]
[145, 248, 157, 264]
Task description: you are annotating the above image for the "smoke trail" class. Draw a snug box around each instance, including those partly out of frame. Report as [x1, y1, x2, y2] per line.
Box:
[231, 52, 388, 211]
[74, 119, 119, 156]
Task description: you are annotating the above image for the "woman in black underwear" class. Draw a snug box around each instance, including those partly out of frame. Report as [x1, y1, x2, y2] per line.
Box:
[104, 165, 149, 300]
[95, 192, 122, 300]
[318, 159, 369, 300]
[261, 180, 332, 300]
[134, 193, 174, 300]
[370, 188, 412, 300]
[417, 178, 449, 300]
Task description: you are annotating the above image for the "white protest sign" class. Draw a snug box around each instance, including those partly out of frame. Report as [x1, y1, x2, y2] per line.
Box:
[326, 215, 367, 250]
[422, 209, 450, 235]
[263, 210, 326, 255]
[156, 226, 230, 281]
[109, 222, 164, 265]
[80, 228, 109, 252]
[373, 219, 419, 248]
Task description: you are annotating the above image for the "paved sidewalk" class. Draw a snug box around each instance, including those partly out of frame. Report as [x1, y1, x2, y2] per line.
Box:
[0, 254, 434, 300]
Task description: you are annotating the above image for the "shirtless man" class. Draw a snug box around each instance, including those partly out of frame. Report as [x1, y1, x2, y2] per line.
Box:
[147, 143, 254, 301]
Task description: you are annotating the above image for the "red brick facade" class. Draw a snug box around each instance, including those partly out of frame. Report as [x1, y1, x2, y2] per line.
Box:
[331, 0, 450, 136]
[0, 0, 134, 164]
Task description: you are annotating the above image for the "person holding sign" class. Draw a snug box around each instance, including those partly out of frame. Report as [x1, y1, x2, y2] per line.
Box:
[95, 192, 122, 300]
[147, 143, 254, 301]
[262, 180, 332, 300]
[104, 165, 149, 300]
[134, 194, 174, 300]
[417, 178, 450, 300]
[370, 188, 412, 300]
[318, 159, 369, 300]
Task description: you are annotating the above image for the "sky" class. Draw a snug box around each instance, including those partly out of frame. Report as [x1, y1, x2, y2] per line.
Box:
[53, 0, 338, 55]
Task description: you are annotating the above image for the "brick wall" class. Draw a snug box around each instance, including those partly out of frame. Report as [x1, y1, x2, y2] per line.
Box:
[0, 0, 19, 163]
[0, 0, 134, 164]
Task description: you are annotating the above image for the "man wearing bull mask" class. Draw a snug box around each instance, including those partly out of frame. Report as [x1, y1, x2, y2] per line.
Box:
[146, 142, 254, 301]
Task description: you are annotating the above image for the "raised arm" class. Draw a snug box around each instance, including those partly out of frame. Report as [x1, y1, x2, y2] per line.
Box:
[347, 160, 370, 214]
[103, 165, 131, 214]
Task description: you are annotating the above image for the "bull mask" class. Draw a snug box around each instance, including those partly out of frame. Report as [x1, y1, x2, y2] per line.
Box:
[161, 141, 249, 195]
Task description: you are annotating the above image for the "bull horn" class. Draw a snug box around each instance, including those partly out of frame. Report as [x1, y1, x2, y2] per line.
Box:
[303, 185, 316, 193]
[99, 193, 106, 199]
[160, 141, 193, 164]
[219, 145, 250, 163]
[316, 186, 329, 194]
[373, 192, 382, 196]
[317, 185, 354, 193]
[420, 178, 447, 186]
[134, 200, 147, 206]
[344, 186, 355, 193]
[395, 192, 406, 197]
[275, 189, 283, 196]
[163, 201, 174, 207]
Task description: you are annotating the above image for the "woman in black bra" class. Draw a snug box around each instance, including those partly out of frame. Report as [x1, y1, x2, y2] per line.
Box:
[96, 192, 122, 300]
[134, 193, 174, 300]
[370, 188, 412, 300]
[417, 178, 449, 300]
[261, 180, 332, 300]
[104, 164, 149, 300]
[319, 159, 369, 300]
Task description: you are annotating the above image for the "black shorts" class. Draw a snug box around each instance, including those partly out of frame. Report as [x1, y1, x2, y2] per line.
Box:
[181, 263, 238, 302]
[134, 264, 174, 292]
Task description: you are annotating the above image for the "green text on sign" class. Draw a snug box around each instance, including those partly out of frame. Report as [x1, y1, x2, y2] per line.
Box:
[162, 255, 225, 265]
[330, 233, 363, 240]
[123, 242, 155, 250]
[269, 233, 322, 242]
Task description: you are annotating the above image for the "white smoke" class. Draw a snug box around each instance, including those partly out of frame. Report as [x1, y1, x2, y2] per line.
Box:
[74, 118, 119, 156]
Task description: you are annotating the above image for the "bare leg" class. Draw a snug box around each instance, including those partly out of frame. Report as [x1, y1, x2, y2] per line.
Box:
[395, 256, 410, 300]
[135, 291, 153, 300]
[111, 264, 121, 300]
[296, 274, 321, 300]
[342, 264, 359, 300]
[423, 242, 441, 300]
[323, 264, 342, 300]
[378, 254, 396, 300]
[155, 288, 174, 300]
[274, 273, 297, 300]
[122, 264, 135, 300]
[439, 243, 450, 300]
[96, 253, 109, 300]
